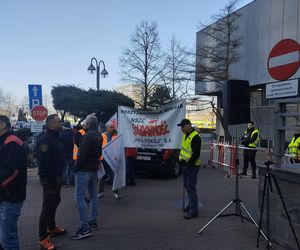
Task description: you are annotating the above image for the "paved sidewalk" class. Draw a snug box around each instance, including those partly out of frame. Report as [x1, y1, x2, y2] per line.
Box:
[20, 160, 279, 249]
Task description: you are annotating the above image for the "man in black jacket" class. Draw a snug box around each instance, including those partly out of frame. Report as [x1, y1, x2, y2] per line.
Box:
[72, 114, 102, 240]
[0, 115, 27, 250]
[37, 114, 66, 250]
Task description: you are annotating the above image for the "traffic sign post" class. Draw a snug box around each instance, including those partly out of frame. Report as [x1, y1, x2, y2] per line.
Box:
[31, 105, 48, 121]
[268, 39, 300, 81]
[28, 84, 43, 110]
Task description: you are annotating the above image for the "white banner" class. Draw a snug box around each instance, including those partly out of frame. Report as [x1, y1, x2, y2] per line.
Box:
[118, 100, 186, 149]
[102, 134, 126, 191]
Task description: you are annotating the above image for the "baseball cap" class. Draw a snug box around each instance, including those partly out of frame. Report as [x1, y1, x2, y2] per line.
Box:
[177, 119, 191, 127]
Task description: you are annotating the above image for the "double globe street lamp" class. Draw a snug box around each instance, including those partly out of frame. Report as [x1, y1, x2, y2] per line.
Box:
[88, 57, 108, 91]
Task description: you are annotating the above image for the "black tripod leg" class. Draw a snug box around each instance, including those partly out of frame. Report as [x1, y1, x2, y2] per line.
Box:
[256, 173, 268, 247]
[240, 201, 271, 247]
[237, 200, 244, 222]
[272, 175, 300, 250]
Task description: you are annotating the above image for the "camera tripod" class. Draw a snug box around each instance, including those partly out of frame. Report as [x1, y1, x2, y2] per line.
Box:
[256, 161, 300, 250]
[198, 127, 271, 246]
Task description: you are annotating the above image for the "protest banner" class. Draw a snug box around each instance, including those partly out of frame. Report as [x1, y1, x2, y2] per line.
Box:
[102, 134, 126, 191]
[118, 100, 186, 149]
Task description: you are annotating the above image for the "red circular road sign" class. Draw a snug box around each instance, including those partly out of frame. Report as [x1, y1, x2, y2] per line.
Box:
[268, 39, 300, 81]
[31, 105, 48, 121]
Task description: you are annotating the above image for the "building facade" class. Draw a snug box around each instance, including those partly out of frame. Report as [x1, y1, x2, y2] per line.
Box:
[196, 0, 300, 146]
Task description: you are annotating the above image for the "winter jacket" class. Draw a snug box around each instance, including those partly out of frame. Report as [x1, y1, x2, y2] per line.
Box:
[75, 127, 102, 172]
[37, 129, 65, 181]
[0, 131, 27, 202]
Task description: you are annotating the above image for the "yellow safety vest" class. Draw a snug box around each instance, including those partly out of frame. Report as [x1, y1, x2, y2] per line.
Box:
[73, 129, 85, 160]
[179, 130, 201, 166]
[244, 129, 260, 148]
[288, 137, 300, 157]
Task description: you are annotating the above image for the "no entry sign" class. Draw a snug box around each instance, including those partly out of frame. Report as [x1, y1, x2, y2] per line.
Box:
[31, 105, 48, 121]
[268, 39, 300, 81]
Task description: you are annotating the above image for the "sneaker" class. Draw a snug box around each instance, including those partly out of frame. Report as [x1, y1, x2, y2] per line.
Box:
[38, 236, 56, 250]
[113, 193, 122, 200]
[71, 227, 91, 240]
[48, 226, 67, 237]
[96, 192, 104, 199]
[239, 171, 247, 175]
[89, 221, 98, 229]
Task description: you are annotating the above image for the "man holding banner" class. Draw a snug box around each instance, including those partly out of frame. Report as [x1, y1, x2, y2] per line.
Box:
[177, 119, 201, 219]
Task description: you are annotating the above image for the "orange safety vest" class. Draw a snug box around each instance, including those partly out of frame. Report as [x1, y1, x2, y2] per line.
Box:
[100, 132, 117, 160]
[73, 129, 86, 160]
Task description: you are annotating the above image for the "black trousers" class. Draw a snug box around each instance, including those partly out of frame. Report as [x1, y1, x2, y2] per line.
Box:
[243, 149, 257, 174]
[98, 160, 114, 193]
[39, 177, 62, 240]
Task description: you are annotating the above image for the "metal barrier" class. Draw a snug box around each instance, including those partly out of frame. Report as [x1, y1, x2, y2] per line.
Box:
[208, 141, 237, 175]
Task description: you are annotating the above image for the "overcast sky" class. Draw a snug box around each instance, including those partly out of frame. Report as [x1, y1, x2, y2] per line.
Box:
[0, 0, 253, 104]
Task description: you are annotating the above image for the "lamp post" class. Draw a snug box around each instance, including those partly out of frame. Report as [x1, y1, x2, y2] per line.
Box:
[87, 57, 108, 91]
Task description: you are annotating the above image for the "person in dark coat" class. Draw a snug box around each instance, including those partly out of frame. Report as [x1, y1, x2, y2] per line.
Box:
[59, 121, 75, 187]
[72, 114, 102, 240]
[37, 114, 67, 250]
[0, 115, 27, 250]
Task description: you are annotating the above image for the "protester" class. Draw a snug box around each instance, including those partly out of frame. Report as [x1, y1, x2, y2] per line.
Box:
[72, 114, 102, 240]
[239, 121, 260, 179]
[0, 115, 27, 250]
[73, 124, 86, 162]
[59, 121, 75, 187]
[287, 130, 300, 163]
[37, 114, 66, 250]
[125, 147, 137, 186]
[98, 123, 119, 199]
[177, 119, 201, 219]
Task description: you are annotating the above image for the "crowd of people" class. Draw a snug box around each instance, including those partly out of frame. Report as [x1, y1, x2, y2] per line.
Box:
[1, 110, 275, 250]
[0, 114, 138, 250]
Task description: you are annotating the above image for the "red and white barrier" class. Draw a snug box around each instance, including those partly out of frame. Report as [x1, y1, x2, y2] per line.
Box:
[208, 141, 237, 175]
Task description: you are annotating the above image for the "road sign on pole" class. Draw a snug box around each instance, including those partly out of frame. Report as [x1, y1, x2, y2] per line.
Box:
[28, 84, 43, 110]
[31, 105, 48, 121]
[268, 39, 300, 81]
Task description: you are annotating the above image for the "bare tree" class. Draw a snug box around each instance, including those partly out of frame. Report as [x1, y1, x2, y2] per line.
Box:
[194, 0, 242, 141]
[161, 36, 193, 101]
[0, 88, 16, 116]
[120, 21, 165, 110]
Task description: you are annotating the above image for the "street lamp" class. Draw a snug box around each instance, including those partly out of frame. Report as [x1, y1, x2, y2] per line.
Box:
[87, 57, 108, 91]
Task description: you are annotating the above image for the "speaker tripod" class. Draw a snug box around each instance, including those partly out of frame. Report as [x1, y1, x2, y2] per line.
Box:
[198, 127, 271, 247]
[256, 161, 300, 250]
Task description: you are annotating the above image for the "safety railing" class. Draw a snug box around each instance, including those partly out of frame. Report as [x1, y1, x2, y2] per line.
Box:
[208, 141, 237, 176]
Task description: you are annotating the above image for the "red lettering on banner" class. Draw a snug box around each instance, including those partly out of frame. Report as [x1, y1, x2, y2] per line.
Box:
[132, 120, 170, 137]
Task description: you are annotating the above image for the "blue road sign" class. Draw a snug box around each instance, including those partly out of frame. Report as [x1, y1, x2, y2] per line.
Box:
[28, 84, 43, 110]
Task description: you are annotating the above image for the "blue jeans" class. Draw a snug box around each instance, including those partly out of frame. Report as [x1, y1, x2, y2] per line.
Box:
[74, 171, 98, 230]
[63, 159, 75, 185]
[182, 166, 199, 214]
[0, 201, 23, 250]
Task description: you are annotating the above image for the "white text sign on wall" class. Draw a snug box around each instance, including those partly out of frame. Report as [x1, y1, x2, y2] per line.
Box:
[266, 79, 299, 99]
